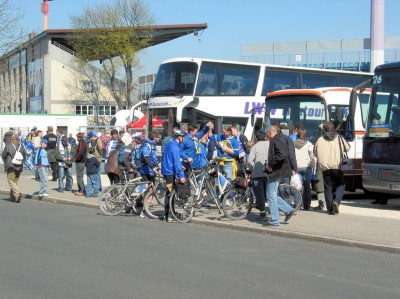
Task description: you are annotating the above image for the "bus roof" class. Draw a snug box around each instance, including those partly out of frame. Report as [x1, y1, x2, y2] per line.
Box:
[375, 61, 400, 72]
[266, 87, 371, 106]
[160, 57, 373, 76]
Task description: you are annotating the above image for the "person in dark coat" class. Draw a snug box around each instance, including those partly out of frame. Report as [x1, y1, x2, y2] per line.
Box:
[43, 126, 58, 181]
[74, 132, 87, 196]
[2, 134, 26, 202]
[265, 125, 295, 226]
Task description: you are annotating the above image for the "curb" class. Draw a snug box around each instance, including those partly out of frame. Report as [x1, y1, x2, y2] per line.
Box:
[1, 190, 399, 254]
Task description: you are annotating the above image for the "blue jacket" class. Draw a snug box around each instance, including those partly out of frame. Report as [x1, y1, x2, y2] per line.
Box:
[105, 139, 118, 162]
[180, 126, 208, 168]
[210, 134, 240, 159]
[191, 142, 207, 168]
[34, 147, 49, 167]
[161, 139, 185, 179]
[139, 139, 158, 176]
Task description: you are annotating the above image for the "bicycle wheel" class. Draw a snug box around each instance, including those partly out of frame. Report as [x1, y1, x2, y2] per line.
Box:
[143, 186, 165, 219]
[222, 187, 253, 220]
[98, 185, 127, 216]
[169, 191, 194, 223]
[279, 184, 302, 213]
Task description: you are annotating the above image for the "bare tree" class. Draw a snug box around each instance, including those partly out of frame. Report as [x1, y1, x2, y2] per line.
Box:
[67, 0, 155, 109]
[0, 0, 25, 56]
[0, 0, 27, 112]
[64, 58, 118, 126]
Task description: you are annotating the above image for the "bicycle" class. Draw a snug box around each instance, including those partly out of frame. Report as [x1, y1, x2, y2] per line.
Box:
[142, 175, 167, 219]
[278, 182, 303, 213]
[169, 160, 224, 223]
[98, 170, 149, 216]
[221, 163, 254, 220]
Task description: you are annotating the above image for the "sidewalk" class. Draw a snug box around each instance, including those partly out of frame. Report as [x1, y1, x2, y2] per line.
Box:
[1, 171, 399, 254]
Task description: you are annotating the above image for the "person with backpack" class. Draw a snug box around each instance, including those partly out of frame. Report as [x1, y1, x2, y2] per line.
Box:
[139, 132, 161, 218]
[34, 139, 50, 198]
[2, 134, 26, 203]
[55, 136, 73, 193]
[122, 133, 144, 179]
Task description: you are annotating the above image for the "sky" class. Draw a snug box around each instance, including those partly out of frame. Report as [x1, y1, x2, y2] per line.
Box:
[17, 0, 400, 76]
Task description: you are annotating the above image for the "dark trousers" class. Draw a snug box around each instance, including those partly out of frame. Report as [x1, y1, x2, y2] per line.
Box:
[322, 169, 345, 211]
[252, 177, 268, 213]
[50, 162, 58, 180]
[75, 162, 86, 193]
[107, 173, 120, 185]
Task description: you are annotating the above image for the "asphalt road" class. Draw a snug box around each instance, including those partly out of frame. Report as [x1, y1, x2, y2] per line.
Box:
[0, 196, 399, 299]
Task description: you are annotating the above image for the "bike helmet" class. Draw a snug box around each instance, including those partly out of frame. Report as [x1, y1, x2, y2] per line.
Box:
[173, 129, 185, 137]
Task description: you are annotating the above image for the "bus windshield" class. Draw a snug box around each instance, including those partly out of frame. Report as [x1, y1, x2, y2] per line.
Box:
[366, 69, 400, 138]
[151, 62, 198, 96]
[264, 95, 326, 143]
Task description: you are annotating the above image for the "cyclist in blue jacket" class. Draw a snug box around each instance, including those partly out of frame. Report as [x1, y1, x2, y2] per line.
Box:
[161, 129, 186, 222]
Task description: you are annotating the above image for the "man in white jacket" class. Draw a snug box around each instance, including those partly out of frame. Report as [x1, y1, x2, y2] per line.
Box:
[314, 121, 350, 215]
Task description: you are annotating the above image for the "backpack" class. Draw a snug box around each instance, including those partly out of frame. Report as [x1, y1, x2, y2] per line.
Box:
[131, 145, 142, 167]
[12, 144, 24, 165]
[118, 145, 126, 164]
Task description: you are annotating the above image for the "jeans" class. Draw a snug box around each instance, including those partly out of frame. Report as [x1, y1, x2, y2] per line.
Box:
[252, 177, 268, 213]
[75, 162, 86, 193]
[219, 162, 233, 181]
[266, 179, 294, 225]
[297, 167, 312, 210]
[57, 166, 73, 191]
[37, 166, 48, 195]
[86, 173, 100, 197]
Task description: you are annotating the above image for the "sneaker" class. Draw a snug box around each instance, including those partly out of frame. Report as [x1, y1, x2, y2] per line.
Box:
[140, 211, 148, 218]
[58, 189, 64, 193]
[267, 221, 279, 226]
[284, 210, 294, 223]
[15, 194, 22, 203]
[74, 192, 84, 196]
[39, 193, 49, 197]
[332, 202, 339, 214]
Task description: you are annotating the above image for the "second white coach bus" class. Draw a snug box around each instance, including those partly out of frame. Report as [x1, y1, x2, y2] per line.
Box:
[253, 86, 371, 191]
[146, 57, 371, 138]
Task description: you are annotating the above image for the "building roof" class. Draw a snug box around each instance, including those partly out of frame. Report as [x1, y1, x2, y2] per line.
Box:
[2, 23, 208, 60]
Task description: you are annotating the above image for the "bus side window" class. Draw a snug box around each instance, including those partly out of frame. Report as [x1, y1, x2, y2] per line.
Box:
[196, 81, 209, 95]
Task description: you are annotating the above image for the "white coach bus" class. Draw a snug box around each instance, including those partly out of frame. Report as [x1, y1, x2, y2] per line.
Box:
[252, 86, 371, 191]
[146, 57, 371, 138]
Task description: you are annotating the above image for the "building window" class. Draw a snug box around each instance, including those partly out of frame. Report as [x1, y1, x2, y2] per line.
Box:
[98, 105, 116, 116]
[76, 105, 94, 116]
[83, 81, 94, 93]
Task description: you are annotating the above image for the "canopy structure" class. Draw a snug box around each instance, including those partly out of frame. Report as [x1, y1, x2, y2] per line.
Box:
[126, 113, 164, 129]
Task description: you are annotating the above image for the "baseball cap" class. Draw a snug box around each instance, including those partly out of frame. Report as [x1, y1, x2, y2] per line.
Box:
[88, 131, 97, 138]
[40, 139, 48, 144]
[132, 132, 143, 139]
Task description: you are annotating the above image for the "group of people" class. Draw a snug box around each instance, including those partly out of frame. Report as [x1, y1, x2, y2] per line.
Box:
[2, 119, 350, 224]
